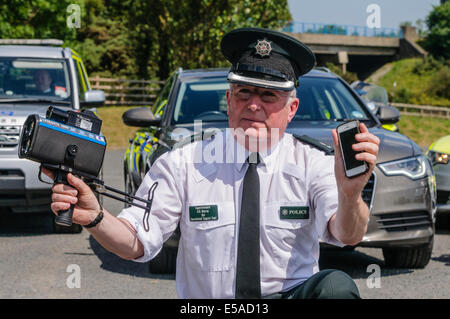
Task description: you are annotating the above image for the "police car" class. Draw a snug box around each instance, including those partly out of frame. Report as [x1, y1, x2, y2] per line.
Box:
[0, 39, 105, 233]
[123, 67, 435, 272]
[426, 135, 450, 221]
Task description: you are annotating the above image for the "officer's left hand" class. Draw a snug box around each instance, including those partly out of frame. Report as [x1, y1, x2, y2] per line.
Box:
[331, 122, 380, 200]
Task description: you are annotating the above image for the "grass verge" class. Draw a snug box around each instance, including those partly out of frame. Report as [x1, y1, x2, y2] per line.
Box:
[97, 106, 139, 150]
[376, 58, 450, 107]
[397, 115, 450, 149]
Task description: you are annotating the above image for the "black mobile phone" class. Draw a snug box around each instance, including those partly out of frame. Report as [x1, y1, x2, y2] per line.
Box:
[336, 120, 368, 178]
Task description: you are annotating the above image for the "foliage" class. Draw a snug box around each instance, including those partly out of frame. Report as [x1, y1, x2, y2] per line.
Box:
[399, 21, 413, 27]
[377, 57, 450, 107]
[0, 0, 292, 80]
[0, 0, 81, 41]
[68, 0, 136, 77]
[414, 19, 427, 38]
[307, 24, 346, 35]
[420, 1, 450, 60]
[325, 63, 358, 84]
[427, 65, 450, 100]
[127, 0, 292, 80]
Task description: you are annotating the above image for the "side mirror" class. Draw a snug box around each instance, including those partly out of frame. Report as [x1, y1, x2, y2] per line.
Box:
[377, 105, 400, 124]
[82, 90, 105, 106]
[122, 107, 161, 127]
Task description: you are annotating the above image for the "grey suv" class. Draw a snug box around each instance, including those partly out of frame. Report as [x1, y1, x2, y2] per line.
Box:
[0, 39, 104, 233]
[123, 67, 436, 271]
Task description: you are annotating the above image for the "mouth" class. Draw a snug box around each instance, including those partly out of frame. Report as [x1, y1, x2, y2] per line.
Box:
[242, 117, 264, 123]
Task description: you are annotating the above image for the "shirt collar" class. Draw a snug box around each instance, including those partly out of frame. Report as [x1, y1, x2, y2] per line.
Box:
[225, 128, 284, 173]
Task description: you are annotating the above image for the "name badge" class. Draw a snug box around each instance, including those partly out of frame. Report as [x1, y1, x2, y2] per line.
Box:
[280, 206, 309, 219]
[189, 205, 218, 222]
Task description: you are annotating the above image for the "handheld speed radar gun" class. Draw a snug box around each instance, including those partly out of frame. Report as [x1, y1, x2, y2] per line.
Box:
[19, 106, 153, 227]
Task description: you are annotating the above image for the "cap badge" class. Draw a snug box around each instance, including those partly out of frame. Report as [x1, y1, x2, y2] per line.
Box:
[255, 39, 272, 57]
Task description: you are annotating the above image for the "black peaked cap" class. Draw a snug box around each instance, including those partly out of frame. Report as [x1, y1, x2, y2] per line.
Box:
[221, 27, 316, 90]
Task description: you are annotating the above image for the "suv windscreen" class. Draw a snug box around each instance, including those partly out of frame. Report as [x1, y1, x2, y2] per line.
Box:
[0, 57, 71, 102]
[295, 77, 369, 121]
[173, 77, 229, 124]
[171, 75, 370, 124]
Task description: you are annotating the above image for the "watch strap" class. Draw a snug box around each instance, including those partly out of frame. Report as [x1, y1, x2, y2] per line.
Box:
[84, 208, 104, 228]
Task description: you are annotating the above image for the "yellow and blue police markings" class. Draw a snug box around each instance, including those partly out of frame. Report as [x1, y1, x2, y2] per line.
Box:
[381, 123, 399, 132]
[428, 135, 450, 156]
[154, 99, 167, 117]
[126, 130, 158, 176]
[136, 134, 155, 171]
[71, 49, 91, 93]
[124, 132, 143, 176]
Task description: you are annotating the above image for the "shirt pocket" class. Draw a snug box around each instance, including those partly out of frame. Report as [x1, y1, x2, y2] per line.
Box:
[181, 201, 235, 272]
[263, 202, 312, 268]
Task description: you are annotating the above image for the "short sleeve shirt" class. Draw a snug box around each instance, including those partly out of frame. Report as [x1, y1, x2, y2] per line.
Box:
[117, 129, 343, 298]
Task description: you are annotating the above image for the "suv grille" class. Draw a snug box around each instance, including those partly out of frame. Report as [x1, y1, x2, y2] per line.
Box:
[362, 173, 375, 209]
[0, 126, 21, 148]
[377, 211, 432, 232]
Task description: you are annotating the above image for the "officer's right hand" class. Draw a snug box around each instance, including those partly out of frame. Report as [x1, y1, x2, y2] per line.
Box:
[43, 168, 100, 226]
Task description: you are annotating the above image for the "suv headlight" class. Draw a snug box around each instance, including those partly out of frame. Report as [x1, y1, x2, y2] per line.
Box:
[378, 155, 428, 180]
[427, 150, 449, 165]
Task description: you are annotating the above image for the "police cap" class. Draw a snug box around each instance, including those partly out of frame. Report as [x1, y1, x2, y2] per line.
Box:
[221, 27, 315, 91]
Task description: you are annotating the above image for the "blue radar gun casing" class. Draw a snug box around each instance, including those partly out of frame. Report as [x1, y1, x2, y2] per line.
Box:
[18, 106, 107, 227]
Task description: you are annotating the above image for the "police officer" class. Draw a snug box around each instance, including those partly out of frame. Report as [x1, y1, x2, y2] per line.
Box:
[46, 28, 380, 299]
[33, 69, 53, 95]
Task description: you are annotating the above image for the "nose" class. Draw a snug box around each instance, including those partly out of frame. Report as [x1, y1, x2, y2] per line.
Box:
[247, 94, 261, 112]
[248, 103, 259, 112]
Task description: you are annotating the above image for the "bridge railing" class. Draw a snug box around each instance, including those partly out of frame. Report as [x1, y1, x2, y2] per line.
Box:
[283, 22, 402, 38]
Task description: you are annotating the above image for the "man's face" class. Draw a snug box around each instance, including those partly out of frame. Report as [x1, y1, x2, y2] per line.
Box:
[34, 70, 52, 92]
[226, 84, 299, 150]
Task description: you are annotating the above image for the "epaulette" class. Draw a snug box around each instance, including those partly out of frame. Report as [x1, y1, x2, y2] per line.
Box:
[293, 134, 334, 155]
[172, 129, 224, 150]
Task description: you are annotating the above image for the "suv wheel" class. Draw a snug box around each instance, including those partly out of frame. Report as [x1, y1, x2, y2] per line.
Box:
[382, 236, 433, 268]
[148, 246, 177, 274]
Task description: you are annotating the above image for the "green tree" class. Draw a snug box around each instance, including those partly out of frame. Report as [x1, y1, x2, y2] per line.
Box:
[128, 0, 292, 80]
[0, 0, 82, 41]
[421, 1, 450, 60]
[399, 21, 413, 27]
[325, 63, 358, 84]
[0, 0, 292, 80]
[68, 0, 136, 77]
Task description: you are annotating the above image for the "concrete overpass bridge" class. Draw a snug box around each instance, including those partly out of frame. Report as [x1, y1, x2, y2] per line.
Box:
[282, 23, 426, 79]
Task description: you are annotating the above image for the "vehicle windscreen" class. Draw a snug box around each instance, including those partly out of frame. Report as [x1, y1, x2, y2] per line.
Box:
[0, 57, 71, 102]
[173, 77, 229, 124]
[171, 75, 370, 124]
[295, 77, 370, 121]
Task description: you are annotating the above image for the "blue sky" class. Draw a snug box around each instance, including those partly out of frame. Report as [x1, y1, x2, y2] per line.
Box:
[287, 0, 441, 29]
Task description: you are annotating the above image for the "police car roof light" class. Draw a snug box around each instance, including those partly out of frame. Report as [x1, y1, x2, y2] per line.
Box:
[0, 39, 64, 46]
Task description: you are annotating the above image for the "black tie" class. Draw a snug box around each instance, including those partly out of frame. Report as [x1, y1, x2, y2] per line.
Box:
[235, 153, 261, 299]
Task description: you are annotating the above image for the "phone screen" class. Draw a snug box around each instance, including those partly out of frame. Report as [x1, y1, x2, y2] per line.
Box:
[339, 127, 362, 170]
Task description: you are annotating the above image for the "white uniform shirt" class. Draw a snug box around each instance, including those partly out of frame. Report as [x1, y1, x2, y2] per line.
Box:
[117, 129, 344, 298]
